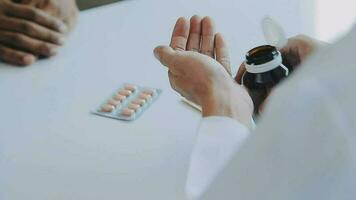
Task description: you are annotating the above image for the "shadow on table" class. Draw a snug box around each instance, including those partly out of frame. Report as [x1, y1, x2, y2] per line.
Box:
[77, 0, 125, 10]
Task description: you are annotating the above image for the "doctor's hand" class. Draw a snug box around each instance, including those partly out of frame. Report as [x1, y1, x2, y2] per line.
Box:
[235, 35, 325, 84]
[0, 0, 68, 66]
[235, 35, 325, 114]
[154, 16, 253, 128]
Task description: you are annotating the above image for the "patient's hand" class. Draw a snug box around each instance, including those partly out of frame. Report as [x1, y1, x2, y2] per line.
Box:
[0, 0, 69, 65]
[154, 16, 253, 128]
[17, 0, 79, 32]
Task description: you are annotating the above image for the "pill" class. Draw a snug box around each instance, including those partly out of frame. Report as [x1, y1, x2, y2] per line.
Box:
[139, 93, 151, 100]
[118, 90, 132, 97]
[107, 99, 121, 107]
[113, 94, 126, 101]
[128, 103, 140, 111]
[121, 108, 135, 117]
[124, 84, 137, 92]
[132, 99, 146, 106]
[101, 104, 115, 113]
[142, 89, 155, 96]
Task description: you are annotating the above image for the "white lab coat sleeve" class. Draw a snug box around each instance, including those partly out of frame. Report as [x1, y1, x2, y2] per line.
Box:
[200, 80, 356, 200]
[187, 25, 356, 200]
[185, 116, 250, 200]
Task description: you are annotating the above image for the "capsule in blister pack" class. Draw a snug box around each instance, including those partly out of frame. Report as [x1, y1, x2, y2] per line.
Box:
[92, 83, 162, 121]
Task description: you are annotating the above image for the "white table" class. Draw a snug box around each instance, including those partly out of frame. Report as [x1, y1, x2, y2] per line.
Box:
[0, 0, 309, 199]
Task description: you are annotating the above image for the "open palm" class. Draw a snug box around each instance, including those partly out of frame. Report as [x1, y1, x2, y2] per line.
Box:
[154, 16, 254, 127]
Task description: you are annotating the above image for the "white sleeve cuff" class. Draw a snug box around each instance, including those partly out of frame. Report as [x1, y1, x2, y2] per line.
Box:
[186, 116, 250, 200]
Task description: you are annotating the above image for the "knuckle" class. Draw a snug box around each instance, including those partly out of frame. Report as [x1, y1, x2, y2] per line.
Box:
[40, 43, 51, 54]
[39, 43, 56, 56]
[20, 22, 35, 34]
[173, 43, 185, 51]
[27, 9, 39, 21]
[48, 34, 59, 43]
[202, 49, 213, 56]
[10, 33, 25, 43]
[175, 46, 185, 51]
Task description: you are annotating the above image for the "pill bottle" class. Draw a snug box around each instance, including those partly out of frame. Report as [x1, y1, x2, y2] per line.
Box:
[239, 45, 291, 114]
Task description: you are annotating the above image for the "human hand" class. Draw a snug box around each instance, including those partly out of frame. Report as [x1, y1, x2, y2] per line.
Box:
[0, 0, 68, 65]
[154, 16, 253, 127]
[235, 35, 325, 84]
[16, 0, 79, 32]
[235, 35, 325, 113]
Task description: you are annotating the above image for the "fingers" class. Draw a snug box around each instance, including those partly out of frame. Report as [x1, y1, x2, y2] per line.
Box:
[200, 17, 215, 58]
[170, 17, 190, 51]
[0, 44, 36, 66]
[170, 16, 218, 58]
[0, 15, 65, 45]
[186, 15, 202, 52]
[215, 33, 231, 75]
[0, 30, 59, 57]
[235, 63, 246, 84]
[4, 2, 67, 33]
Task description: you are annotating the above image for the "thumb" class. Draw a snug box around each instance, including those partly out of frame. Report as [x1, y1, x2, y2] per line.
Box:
[154, 46, 176, 67]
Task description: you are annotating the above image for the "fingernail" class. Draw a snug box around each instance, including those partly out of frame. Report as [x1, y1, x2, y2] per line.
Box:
[153, 48, 160, 60]
[49, 47, 59, 56]
[22, 55, 35, 65]
[57, 37, 66, 45]
[59, 23, 68, 33]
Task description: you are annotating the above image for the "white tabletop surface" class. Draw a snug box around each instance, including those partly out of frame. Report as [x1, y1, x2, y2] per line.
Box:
[0, 0, 308, 199]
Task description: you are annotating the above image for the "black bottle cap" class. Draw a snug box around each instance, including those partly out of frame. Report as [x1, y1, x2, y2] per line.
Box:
[246, 45, 279, 65]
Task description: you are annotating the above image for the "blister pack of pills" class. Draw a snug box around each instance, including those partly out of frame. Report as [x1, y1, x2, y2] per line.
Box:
[92, 83, 162, 121]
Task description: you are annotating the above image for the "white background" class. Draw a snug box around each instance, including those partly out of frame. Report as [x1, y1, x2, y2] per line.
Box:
[314, 0, 356, 41]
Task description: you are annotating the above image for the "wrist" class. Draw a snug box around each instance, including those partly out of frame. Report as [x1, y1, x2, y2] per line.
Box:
[201, 80, 254, 129]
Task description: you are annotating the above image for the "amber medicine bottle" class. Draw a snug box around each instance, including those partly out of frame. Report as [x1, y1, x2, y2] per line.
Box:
[241, 45, 291, 114]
